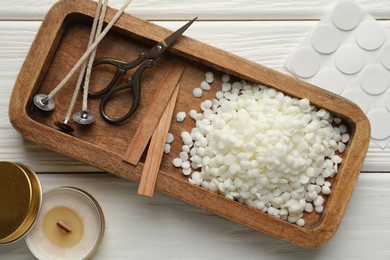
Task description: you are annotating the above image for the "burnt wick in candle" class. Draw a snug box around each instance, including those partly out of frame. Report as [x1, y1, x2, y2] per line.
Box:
[56, 221, 73, 234]
[42, 206, 84, 248]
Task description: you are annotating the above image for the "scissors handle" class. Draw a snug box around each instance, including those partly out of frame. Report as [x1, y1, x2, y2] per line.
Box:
[99, 59, 154, 124]
[89, 54, 148, 97]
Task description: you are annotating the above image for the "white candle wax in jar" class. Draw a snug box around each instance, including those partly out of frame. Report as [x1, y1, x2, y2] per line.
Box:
[25, 187, 104, 260]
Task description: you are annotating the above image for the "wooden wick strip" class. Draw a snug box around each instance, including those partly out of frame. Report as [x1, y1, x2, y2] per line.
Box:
[122, 63, 185, 165]
[138, 84, 180, 197]
[57, 221, 73, 234]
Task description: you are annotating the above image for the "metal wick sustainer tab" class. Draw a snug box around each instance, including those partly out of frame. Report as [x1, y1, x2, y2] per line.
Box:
[33, 94, 55, 111]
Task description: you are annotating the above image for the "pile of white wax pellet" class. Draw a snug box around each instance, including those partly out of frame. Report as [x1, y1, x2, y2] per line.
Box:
[172, 72, 350, 226]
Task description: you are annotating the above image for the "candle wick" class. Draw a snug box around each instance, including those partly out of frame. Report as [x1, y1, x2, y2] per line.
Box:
[57, 221, 73, 234]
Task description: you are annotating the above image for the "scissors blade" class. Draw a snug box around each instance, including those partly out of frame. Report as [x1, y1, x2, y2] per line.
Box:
[148, 17, 197, 59]
[163, 17, 197, 47]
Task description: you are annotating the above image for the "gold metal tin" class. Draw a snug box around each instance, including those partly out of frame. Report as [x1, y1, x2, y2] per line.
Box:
[0, 161, 42, 244]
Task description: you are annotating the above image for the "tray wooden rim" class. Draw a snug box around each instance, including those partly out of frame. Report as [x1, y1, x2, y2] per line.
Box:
[9, 0, 370, 248]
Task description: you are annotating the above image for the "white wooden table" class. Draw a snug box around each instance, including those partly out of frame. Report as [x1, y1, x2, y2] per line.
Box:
[1, 0, 390, 259]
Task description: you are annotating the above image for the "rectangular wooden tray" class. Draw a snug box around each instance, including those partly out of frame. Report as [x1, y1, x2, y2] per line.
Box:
[9, 0, 370, 248]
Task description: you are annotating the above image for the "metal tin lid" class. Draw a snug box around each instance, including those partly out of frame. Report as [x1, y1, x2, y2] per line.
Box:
[0, 162, 42, 244]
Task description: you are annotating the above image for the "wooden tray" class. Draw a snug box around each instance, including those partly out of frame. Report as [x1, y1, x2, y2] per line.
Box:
[9, 0, 370, 248]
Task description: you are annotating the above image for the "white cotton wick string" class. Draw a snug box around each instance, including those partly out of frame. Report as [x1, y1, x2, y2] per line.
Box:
[82, 0, 109, 112]
[46, 0, 133, 100]
[63, 0, 103, 122]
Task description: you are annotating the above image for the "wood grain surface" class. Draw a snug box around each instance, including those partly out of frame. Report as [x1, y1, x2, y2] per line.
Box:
[1, 0, 390, 258]
[1, 0, 390, 20]
[8, 0, 371, 247]
[123, 64, 184, 165]
[1, 20, 389, 172]
[138, 85, 180, 197]
[1, 173, 390, 260]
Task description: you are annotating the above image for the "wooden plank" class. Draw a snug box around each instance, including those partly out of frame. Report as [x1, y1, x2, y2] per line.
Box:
[123, 64, 184, 165]
[138, 85, 179, 197]
[1, 0, 390, 21]
[1, 20, 390, 172]
[0, 172, 389, 258]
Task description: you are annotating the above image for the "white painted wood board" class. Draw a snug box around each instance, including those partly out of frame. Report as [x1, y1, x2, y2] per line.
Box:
[1, 0, 390, 20]
[1, 0, 390, 258]
[0, 173, 389, 259]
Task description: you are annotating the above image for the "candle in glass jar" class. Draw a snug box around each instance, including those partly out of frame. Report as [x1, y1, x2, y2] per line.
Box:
[26, 187, 104, 260]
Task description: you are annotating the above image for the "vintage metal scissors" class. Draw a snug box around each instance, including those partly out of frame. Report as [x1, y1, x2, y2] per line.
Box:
[89, 17, 197, 124]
